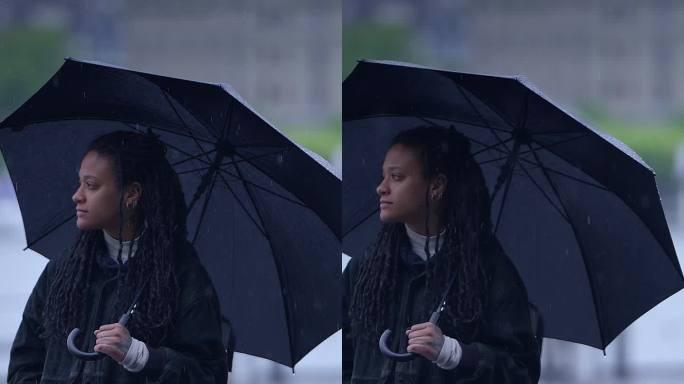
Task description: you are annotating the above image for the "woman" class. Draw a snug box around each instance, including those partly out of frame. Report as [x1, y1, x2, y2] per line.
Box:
[8, 131, 227, 383]
[343, 127, 540, 383]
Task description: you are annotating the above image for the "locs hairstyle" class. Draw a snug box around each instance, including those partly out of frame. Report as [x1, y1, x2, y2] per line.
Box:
[43, 130, 188, 346]
[350, 126, 493, 341]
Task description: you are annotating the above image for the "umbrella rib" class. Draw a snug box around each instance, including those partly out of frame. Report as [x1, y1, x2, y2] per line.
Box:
[471, 137, 515, 157]
[177, 149, 287, 176]
[158, 86, 220, 141]
[220, 149, 288, 167]
[171, 148, 219, 167]
[477, 133, 588, 165]
[454, 84, 515, 160]
[218, 168, 307, 208]
[343, 206, 380, 238]
[528, 144, 608, 350]
[492, 146, 517, 234]
[515, 148, 571, 223]
[24, 213, 75, 251]
[215, 171, 268, 237]
[123, 121, 214, 145]
[129, 126, 308, 210]
[155, 92, 218, 164]
[419, 117, 511, 157]
[450, 79, 525, 138]
[220, 101, 233, 141]
[191, 170, 218, 245]
[516, 156, 610, 192]
[231, 157, 297, 367]
[349, 113, 513, 134]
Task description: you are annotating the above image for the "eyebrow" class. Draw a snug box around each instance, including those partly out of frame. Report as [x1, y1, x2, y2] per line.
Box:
[384, 166, 403, 171]
[78, 175, 98, 182]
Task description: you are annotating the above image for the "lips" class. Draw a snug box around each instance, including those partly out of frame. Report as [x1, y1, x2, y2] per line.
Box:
[76, 209, 88, 216]
[379, 201, 392, 209]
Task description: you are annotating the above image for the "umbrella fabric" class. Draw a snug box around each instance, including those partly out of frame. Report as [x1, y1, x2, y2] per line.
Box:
[342, 59, 683, 350]
[0, 58, 340, 367]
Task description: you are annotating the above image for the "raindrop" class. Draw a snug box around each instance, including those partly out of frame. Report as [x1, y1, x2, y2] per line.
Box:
[82, 91, 86, 99]
[587, 216, 591, 225]
[277, 154, 284, 165]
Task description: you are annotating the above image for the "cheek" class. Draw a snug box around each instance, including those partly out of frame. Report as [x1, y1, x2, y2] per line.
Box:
[90, 191, 121, 217]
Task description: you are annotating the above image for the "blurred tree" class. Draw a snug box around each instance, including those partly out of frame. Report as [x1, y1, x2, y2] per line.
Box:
[343, 22, 415, 78]
[285, 116, 340, 162]
[0, 27, 67, 119]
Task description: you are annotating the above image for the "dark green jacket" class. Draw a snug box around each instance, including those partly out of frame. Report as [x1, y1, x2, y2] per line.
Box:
[343, 235, 540, 384]
[8, 239, 227, 384]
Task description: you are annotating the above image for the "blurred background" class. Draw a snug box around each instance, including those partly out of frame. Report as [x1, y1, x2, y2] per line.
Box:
[0, 1, 340, 383]
[344, 1, 684, 383]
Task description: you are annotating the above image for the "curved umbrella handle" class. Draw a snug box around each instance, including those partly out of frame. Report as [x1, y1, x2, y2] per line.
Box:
[66, 312, 131, 360]
[378, 310, 441, 362]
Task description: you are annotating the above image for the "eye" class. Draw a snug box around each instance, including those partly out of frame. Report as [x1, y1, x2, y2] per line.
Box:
[391, 173, 403, 181]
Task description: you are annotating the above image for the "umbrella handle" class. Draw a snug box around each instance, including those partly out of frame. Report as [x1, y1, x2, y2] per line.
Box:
[66, 312, 131, 360]
[378, 311, 440, 362]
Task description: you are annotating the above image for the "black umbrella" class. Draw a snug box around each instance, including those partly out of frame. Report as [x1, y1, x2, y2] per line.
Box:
[343, 59, 683, 351]
[0, 58, 341, 368]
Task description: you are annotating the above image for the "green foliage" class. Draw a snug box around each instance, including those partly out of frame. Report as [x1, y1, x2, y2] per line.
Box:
[0, 27, 67, 119]
[343, 22, 415, 78]
[283, 117, 341, 162]
[594, 119, 684, 185]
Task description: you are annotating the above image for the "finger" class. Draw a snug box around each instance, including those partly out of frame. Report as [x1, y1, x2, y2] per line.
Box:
[97, 323, 120, 332]
[407, 322, 432, 332]
[95, 329, 123, 339]
[93, 344, 124, 362]
[95, 336, 123, 346]
[407, 344, 438, 361]
[407, 328, 436, 339]
[407, 336, 437, 346]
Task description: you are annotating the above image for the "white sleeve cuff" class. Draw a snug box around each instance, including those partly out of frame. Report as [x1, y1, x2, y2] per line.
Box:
[121, 337, 149, 372]
[434, 335, 462, 370]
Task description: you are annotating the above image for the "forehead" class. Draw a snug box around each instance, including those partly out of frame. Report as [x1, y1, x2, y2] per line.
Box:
[383, 143, 421, 169]
[79, 150, 115, 180]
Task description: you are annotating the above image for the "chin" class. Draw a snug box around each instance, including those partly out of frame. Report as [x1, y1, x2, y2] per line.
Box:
[379, 212, 400, 223]
[75, 220, 97, 231]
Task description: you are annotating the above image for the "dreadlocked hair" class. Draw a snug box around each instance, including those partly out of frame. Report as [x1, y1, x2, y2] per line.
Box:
[43, 130, 188, 346]
[350, 126, 493, 342]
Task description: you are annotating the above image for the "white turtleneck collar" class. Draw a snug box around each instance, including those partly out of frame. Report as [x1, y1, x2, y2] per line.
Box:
[102, 230, 140, 264]
[404, 224, 445, 261]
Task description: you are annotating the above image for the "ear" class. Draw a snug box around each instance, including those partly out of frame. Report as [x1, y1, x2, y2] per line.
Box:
[124, 182, 142, 207]
[430, 174, 447, 199]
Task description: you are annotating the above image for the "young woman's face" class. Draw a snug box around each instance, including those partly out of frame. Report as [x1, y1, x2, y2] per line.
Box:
[376, 143, 431, 224]
[72, 150, 123, 231]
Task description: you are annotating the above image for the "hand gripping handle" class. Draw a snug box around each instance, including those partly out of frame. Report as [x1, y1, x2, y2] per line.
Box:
[66, 312, 130, 360]
[378, 310, 441, 361]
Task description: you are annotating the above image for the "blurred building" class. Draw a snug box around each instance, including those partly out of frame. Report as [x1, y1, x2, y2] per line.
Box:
[1, 0, 341, 128]
[345, 0, 684, 121]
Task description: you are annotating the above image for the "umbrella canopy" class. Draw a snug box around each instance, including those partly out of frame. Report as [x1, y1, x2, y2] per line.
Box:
[0, 58, 341, 367]
[342, 59, 683, 350]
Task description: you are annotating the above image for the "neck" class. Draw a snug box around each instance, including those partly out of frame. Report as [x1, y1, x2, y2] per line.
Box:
[104, 224, 138, 241]
[405, 214, 442, 236]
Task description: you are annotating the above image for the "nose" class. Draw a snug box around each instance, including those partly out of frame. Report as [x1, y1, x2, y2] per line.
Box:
[376, 177, 389, 196]
[72, 185, 84, 204]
